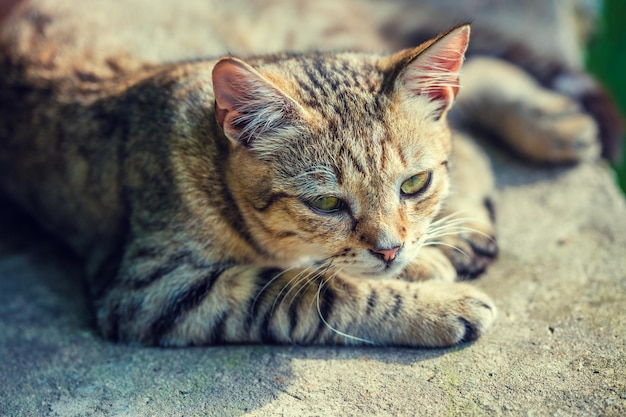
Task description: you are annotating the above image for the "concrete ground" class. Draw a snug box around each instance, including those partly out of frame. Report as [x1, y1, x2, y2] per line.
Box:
[1, 147, 625, 417]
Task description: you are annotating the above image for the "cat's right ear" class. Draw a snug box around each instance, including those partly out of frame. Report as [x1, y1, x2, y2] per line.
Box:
[212, 57, 303, 146]
[381, 24, 470, 119]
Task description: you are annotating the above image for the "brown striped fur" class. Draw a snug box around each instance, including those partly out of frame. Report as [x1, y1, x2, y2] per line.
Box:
[0, 24, 499, 347]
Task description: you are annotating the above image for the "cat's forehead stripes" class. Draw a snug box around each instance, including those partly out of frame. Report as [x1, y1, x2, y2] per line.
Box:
[292, 166, 342, 198]
[268, 55, 412, 182]
[261, 53, 383, 120]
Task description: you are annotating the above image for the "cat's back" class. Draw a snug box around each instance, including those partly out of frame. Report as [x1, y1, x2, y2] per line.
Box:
[0, 28, 223, 257]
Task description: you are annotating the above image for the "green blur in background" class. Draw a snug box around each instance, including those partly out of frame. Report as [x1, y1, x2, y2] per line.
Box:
[586, 0, 626, 193]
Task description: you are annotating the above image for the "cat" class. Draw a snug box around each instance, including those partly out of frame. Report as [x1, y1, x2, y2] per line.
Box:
[0, 24, 505, 347]
[1, 0, 614, 347]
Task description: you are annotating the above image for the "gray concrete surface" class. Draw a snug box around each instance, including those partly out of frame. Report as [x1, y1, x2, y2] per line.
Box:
[1, 148, 625, 417]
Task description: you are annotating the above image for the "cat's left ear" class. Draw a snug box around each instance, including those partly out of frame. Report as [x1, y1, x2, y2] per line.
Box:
[212, 57, 304, 146]
[383, 24, 470, 119]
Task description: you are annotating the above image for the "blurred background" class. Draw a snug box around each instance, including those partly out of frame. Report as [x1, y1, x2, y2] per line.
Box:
[586, 0, 626, 193]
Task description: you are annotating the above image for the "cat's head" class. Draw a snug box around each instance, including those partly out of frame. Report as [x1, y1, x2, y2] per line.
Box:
[214, 25, 469, 278]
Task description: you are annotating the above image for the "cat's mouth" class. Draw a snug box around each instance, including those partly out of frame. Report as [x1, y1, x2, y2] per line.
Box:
[308, 251, 408, 280]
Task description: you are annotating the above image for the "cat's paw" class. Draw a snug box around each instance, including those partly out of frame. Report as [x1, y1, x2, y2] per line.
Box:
[429, 200, 498, 281]
[439, 225, 498, 280]
[414, 282, 497, 346]
[505, 90, 601, 163]
[552, 71, 624, 162]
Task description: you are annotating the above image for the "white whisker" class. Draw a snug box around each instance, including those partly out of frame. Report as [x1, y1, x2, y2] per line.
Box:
[424, 211, 493, 247]
[426, 227, 491, 240]
[314, 269, 378, 346]
[270, 264, 318, 318]
[250, 267, 293, 317]
[422, 241, 468, 257]
[429, 210, 472, 226]
[272, 267, 323, 342]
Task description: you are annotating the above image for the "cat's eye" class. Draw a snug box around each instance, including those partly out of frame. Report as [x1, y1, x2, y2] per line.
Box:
[400, 171, 432, 196]
[307, 196, 344, 213]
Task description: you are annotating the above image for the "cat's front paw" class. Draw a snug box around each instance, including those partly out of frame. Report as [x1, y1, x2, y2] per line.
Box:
[414, 282, 497, 347]
[439, 225, 498, 280]
[429, 200, 498, 281]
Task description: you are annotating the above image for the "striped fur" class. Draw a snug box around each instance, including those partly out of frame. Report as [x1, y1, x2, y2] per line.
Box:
[0, 24, 497, 347]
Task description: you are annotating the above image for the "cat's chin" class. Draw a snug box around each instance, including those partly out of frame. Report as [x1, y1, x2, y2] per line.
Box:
[343, 264, 405, 280]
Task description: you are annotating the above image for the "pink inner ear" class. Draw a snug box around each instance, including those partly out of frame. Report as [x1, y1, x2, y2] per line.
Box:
[417, 54, 464, 99]
[212, 59, 250, 128]
[212, 57, 301, 145]
[422, 86, 453, 104]
[404, 26, 470, 103]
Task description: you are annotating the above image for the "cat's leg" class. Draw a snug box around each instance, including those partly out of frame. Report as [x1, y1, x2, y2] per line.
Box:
[455, 57, 601, 163]
[426, 132, 498, 280]
[92, 240, 495, 347]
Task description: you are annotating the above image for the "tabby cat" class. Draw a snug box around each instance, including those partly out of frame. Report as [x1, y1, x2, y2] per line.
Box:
[0, 23, 514, 346]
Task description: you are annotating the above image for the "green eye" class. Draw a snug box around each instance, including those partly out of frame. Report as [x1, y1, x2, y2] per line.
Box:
[307, 196, 344, 213]
[400, 171, 432, 196]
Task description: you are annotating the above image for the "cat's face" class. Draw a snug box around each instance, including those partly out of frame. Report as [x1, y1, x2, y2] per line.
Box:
[217, 26, 469, 278]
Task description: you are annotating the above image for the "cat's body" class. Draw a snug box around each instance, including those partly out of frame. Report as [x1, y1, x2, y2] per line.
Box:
[0, 0, 614, 347]
[1, 24, 502, 346]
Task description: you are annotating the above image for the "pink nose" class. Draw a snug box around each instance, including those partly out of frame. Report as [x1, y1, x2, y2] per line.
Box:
[370, 246, 401, 263]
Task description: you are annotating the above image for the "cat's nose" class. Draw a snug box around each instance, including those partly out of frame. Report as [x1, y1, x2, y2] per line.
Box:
[369, 246, 401, 263]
